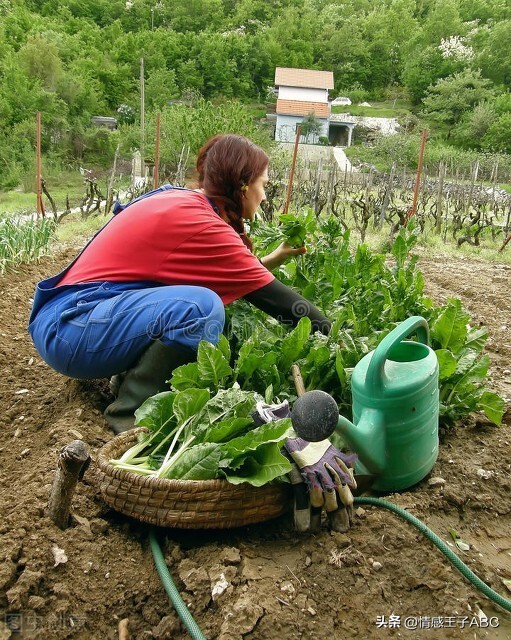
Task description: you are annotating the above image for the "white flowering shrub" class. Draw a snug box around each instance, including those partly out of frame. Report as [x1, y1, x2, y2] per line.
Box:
[439, 36, 474, 61]
[117, 103, 135, 125]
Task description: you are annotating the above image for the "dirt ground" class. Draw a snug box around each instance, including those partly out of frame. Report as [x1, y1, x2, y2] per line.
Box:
[0, 241, 510, 640]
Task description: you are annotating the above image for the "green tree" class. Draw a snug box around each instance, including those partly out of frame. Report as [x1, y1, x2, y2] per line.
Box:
[18, 35, 63, 91]
[482, 113, 511, 153]
[477, 20, 511, 86]
[145, 68, 180, 110]
[300, 112, 322, 143]
[453, 102, 497, 149]
[163, 0, 224, 32]
[139, 99, 274, 173]
[420, 69, 494, 138]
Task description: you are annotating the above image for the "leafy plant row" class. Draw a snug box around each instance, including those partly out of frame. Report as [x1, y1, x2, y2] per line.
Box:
[191, 213, 504, 427]
[112, 212, 504, 485]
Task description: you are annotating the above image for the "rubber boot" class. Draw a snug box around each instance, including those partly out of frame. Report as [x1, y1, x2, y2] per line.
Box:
[104, 341, 195, 434]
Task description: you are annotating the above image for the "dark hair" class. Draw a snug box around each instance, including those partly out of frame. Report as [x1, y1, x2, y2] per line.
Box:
[197, 134, 269, 251]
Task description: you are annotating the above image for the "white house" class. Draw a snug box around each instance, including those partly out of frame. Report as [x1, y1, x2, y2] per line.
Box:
[274, 67, 334, 143]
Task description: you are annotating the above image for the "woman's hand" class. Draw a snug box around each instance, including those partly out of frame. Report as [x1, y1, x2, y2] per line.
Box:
[260, 241, 306, 270]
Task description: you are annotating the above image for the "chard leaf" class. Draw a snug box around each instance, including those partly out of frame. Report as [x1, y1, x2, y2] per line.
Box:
[197, 341, 232, 389]
[216, 334, 231, 362]
[236, 346, 277, 380]
[135, 391, 177, 432]
[278, 317, 312, 373]
[170, 362, 201, 390]
[431, 300, 470, 353]
[445, 354, 491, 406]
[391, 233, 408, 268]
[203, 417, 253, 443]
[173, 388, 210, 425]
[456, 353, 490, 381]
[219, 418, 292, 462]
[162, 443, 221, 480]
[478, 391, 505, 425]
[435, 349, 458, 379]
[222, 443, 292, 486]
[335, 351, 347, 386]
[195, 388, 259, 428]
[465, 326, 488, 353]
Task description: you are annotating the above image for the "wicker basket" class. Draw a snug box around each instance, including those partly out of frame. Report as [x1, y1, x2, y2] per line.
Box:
[96, 430, 292, 529]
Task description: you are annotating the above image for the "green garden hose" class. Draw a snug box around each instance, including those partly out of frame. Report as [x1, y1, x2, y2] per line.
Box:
[149, 498, 511, 639]
[354, 497, 511, 613]
[149, 527, 207, 640]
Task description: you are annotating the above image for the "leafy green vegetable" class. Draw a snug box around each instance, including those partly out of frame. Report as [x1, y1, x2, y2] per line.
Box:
[279, 213, 307, 247]
[113, 212, 505, 489]
[162, 443, 221, 480]
[225, 216, 503, 426]
[111, 355, 292, 485]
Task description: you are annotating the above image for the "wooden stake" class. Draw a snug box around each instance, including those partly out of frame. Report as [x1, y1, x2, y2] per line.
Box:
[105, 143, 121, 215]
[47, 440, 90, 530]
[282, 125, 301, 215]
[153, 112, 161, 189]
[36, 112, 43, 218]
[379, 161, 396, 230]
[405, 129, 428, 226]
[435, 161, 445, 234]
[140, 58, 145, 177]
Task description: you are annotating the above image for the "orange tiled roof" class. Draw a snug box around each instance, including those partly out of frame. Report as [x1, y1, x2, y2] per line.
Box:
[275, 67, 334, 90]
[276, 99, 329, 118]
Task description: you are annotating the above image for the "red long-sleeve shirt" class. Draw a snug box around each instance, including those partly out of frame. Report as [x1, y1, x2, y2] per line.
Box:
[58, 189, 274, 304]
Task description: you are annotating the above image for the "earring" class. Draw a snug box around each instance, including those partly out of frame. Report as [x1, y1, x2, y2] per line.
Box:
[240, 184, 248, 192]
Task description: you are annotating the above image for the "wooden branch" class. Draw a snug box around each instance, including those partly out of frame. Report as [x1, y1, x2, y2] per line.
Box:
[47, 440, 91, 530]
[118, 618, 130, 640]
[499, 231, 511, 253]
[41, 179, 57, 217]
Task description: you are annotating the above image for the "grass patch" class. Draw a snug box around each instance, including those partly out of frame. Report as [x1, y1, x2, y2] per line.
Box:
[0, 169, 128, 218]
[0, 191, 37, 216]
[0, 171, 85, 216]
[332, 100, 412, 119]
[360, 223, 511, 264]
[55, 211, 109, 244]
[246, 102, 268, 120]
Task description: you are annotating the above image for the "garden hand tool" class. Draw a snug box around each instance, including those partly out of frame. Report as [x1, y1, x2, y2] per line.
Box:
[288, 365, 357, 533]
[252, 396, 350, 532]
[252, 399, 312, 529]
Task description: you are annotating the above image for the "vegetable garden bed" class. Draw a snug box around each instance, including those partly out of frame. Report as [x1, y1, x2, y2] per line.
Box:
[0, 236, 510, 639]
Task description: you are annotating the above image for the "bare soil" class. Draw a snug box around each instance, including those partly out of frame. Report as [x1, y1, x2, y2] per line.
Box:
[0, 243, 510, 640]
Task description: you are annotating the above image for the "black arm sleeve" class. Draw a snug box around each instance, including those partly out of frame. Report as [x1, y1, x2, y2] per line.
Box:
[243, 279, 331, 335]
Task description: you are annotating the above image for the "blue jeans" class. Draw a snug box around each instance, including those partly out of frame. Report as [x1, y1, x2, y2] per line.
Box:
[28, 281, 225, 379]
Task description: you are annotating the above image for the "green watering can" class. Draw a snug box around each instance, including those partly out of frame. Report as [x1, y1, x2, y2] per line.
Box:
[336, 315, 439, 492]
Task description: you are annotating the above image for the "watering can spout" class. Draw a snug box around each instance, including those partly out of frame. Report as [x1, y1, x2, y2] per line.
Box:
[336, 408, 386, 475]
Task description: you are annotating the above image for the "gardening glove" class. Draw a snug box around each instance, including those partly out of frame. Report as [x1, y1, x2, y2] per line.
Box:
[283, 436, 357, 533]
[252, 401, 315, 531]
[252, 399, 291, 425]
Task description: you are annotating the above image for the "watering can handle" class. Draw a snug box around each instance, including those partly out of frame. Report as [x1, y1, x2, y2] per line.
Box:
[365, 316, 430, 395]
